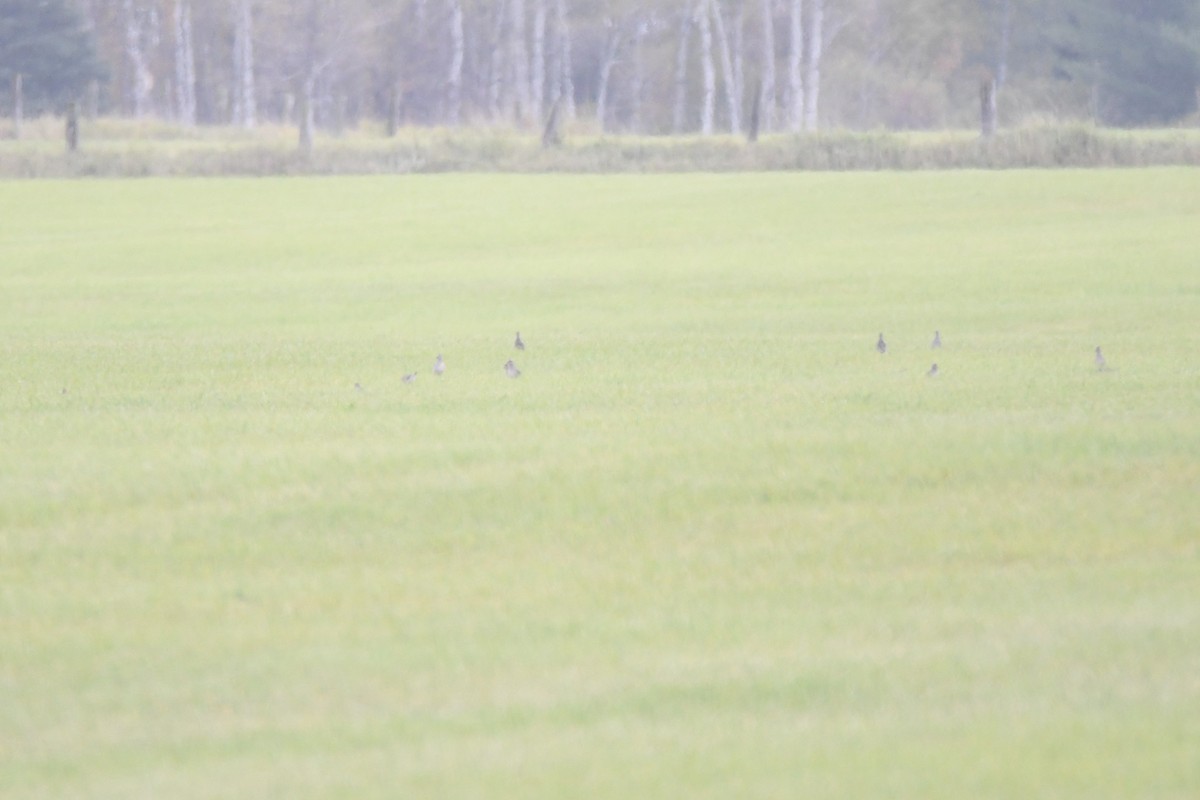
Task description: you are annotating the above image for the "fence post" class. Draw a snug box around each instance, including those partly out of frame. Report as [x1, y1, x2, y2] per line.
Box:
[66, 102, 79, 152]
[980, 77, 997, 139]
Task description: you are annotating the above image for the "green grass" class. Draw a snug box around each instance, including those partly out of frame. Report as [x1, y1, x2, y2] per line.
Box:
[1, 170, 1199, 798]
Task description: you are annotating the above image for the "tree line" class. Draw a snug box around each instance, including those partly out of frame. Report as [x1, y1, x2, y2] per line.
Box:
[3, 0, 1198, 144]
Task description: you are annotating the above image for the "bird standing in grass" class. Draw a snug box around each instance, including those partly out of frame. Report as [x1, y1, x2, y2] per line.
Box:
[505, 359, 521, 378]
[931, 330, 942, 349]
[515, 332, 525, 350]
[877, 333, 887, 354]
[403, 372, 417, 384]
[1095, 346, 1107, 371]
[433, 354, 445, 376]
[927, 363, 939, 377]
[354, 382, 365, 393]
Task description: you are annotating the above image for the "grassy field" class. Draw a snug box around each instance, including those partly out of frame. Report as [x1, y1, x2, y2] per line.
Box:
[1, 170, 1198, 798]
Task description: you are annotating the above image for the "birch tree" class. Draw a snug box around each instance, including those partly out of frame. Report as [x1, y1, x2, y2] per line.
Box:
[698, 0, 715, 134]
[232, 0, 256, 127]
[509, 0, 531, 123]
[487, 0, 507, 120]
[446, 0, 464, 124]
[672, 5, 692, 132]
[123, 0, 151, 117]
[994, 0, 1012, 89]
[530, 0, 546, 122]
[803, 0, 823, 130]
[758, 0, 774, 131]
[551, 0, 574, 118]
[710, 0, 740, 133]
[786, 0, 802, 131]
[173, 0, 196, 126]
[595, 18, 620, 132]
[629, 16, 647, 132]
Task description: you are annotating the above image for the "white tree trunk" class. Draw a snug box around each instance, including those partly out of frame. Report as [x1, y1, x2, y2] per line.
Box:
[299, 70, 316, 152]
[552, 0, 574, 119]
[174, 0, 196, 126]
[996, 0, 1012, 89]
[672, 8, 693, 133]
[530, 0, 546, 123]
[123, 0, 151, 118]
[447, 0, 464, 124]
[509, 0, 531, 124]
[732, 0, 745, 121]
[233, 0, 256, 128]
[595, 21, 620, 133]
[630, 19, 646, 132]
[698, 0, 715, 135]
[787, 0, 803, 132]
[709, 0, 740, 134]
[803, 0, 823, 131]
[758, 0, 775, 133]
[488, 0, 507, 120]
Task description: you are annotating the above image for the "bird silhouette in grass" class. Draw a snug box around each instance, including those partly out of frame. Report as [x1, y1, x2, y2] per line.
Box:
[515, 332, 525, 351]
[1095, 346, 1107, 371]
[927, 363, 939, 377]
[931, 330, 942, 349]
[876, 333, 887, 354]
[505, 359, 521, 378]
[402, 372, 417, 384]
[433, 354, 445, 376]
[354, 382, 365, 393]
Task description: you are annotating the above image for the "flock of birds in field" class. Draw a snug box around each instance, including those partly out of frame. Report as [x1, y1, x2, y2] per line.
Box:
[880, 330, 1110, 377]
[356, 331, 526, 392]
[354, 329, 1112, 393]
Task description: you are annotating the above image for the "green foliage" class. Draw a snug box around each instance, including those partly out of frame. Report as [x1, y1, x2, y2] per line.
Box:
[1, 171, 1198, 797]
[1, 122, 1198, 176]
[0, 0, 105, 112]
[1047, 0, 1200, 125]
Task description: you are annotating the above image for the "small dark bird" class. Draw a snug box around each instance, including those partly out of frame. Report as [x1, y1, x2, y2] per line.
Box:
[433, 354, 445, 376]
[927, 363, 939, 377]
[515, 332, 525, 350]
[1095, 346, 1106, 371]
[60, 387, 67, 395]
[402, 373, 417, 384]
[505, 359, 521, 378]
[876, 333, 887, 354]
[354, 382, 365, 393]
[931, 330, 942, 349]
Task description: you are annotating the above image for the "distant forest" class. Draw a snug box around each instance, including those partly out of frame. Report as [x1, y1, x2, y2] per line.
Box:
[3, 0, 1199, 137]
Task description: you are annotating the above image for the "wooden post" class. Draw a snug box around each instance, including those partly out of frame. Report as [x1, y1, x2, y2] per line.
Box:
[66, 102, 79, 152]
[747, 79, 761, 143]
[980, 77, 997, 139]
[12, 73, 22, 140]
[386, 80, 401, 138]
[541, 94, 562, 148]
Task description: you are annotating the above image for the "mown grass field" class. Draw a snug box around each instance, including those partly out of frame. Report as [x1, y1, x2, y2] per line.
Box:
[1, 170, 1198, 798]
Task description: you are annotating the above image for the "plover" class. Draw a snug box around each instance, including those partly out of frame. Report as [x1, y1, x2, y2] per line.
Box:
[402, 373, 417, 384]
[515, 332, 525, 350]
[505, 359, 521, 378]
[927, 363, 939, 377]
[1095, 346, 1106, 371]
[931, 330, 942, 349]
[876, 333, 887, 354]
[433, 354, 445, 376]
